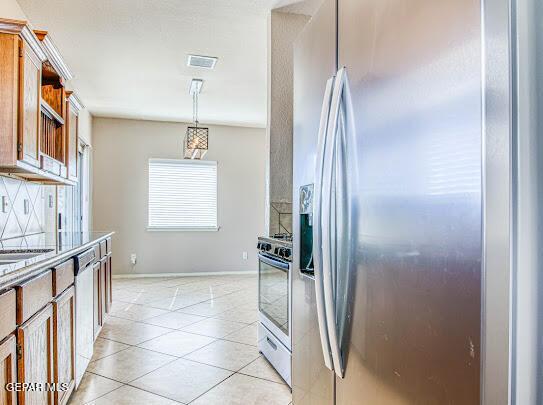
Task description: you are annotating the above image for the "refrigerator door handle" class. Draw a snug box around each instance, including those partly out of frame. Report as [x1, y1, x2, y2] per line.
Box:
[321, 67, 347, 378]
[313, 76, 335, 371]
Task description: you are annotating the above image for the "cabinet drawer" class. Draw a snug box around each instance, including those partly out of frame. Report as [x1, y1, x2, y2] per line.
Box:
[52, 259, 74, 296]
[75, 248, 96, 275]
[106, 237, 112, 254]
[0, 290, 16, 341]
[16, 270, 53, 324]
[99, 240, 107, 259]
[40, 155, 63, 176]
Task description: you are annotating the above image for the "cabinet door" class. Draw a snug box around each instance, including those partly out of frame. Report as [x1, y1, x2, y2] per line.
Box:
[105, 254, 113, 313]
[66, 104, 78, 181]
[0, 335, 17, 405]
[100, 260, 107, 321]
[53, 287, 75, 405]
[17, 304, 54, 405]
[18, 40, 41, 168]
[92, 263, 101, 339]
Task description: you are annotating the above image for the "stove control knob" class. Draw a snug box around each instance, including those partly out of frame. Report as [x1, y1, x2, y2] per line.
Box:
[283, 249, 291, 258]
[257, 242, 262, 250]
[264, 243, 272, 251]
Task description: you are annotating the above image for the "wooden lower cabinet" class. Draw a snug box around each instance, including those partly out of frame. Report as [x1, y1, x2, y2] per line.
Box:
[0, 335, 17, 405]
[100, 260, 107, 320]
[92, 262, 101, 339]
[17, 304, 54, 405]
[52, 287, 75, 405]
[105, 254, 112, 313]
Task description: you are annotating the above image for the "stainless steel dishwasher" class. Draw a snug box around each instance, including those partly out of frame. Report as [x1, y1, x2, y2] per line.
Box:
[74, 247, 96, 387]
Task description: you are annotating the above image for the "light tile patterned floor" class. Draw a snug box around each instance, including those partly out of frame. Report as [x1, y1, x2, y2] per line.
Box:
[68, 274, 292, 405]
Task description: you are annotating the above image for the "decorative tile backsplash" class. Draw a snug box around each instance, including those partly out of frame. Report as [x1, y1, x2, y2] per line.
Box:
[270, 201, 292, 236]
[0, 176, 56, 242]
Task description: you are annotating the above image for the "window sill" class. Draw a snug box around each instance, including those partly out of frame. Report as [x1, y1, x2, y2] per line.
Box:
[147, 226, 220, 232]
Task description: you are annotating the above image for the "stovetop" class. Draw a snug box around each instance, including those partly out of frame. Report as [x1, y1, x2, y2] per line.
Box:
[257, 235, 292, 261]
[271, 233, 293, 242]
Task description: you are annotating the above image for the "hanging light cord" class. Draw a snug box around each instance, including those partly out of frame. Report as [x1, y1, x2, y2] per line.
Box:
[193, 91, 199, 126]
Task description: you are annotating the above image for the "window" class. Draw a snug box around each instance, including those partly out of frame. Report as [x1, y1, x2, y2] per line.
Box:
[148, 159, 218, 230]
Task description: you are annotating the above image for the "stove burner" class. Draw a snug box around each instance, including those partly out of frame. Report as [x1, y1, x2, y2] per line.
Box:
[257, 235, 292, 262]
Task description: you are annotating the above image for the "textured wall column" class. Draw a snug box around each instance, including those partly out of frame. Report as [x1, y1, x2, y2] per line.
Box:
[266, 10, 309, 235]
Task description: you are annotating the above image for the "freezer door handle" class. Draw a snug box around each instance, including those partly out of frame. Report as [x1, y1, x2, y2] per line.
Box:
[321, 67, 348, 378]
[313, 76, 335, 371]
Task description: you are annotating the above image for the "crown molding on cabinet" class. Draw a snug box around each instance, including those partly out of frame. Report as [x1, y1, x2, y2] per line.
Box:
[66, 91, 84, 113]
[33, 30, 73, 81]
[0, 18, 46, 62]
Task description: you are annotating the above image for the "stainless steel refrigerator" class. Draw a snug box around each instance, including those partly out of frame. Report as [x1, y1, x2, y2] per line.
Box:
[292, 0, 511, 404]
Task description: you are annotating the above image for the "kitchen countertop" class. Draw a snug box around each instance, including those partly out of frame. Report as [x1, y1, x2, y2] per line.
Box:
[0, 231, 114, 290]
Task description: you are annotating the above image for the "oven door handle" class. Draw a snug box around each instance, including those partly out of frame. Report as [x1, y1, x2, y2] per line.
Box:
[258, 253, 290, 271]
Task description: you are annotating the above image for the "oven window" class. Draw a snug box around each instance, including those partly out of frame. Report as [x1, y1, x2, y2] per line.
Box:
[259, 257, 289, 335]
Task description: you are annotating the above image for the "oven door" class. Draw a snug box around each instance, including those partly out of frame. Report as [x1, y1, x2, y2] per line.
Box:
[258, 253, 292, 350]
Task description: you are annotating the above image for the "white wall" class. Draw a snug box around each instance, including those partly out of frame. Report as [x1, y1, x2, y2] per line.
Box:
[92, 117, 266, 275]
[0, 0, 27, 20]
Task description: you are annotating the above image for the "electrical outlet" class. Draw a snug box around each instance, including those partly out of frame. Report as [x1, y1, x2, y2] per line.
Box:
[242, 251, 248, 260]
[1, 196, 8, 213]
[130, 254, 137, 265]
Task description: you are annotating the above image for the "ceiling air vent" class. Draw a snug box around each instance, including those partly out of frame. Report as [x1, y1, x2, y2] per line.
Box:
[187, 54, 218, 69]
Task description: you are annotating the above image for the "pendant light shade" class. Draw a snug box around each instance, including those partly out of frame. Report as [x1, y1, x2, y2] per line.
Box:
[184, 79, 209, 159]
[184, 126, 209, 159]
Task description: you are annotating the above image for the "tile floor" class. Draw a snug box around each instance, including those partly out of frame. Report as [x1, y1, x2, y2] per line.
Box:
[68, 274, 292, 405]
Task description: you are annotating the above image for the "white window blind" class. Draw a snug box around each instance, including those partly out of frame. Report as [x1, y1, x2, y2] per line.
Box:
[148, 159, 217, 230]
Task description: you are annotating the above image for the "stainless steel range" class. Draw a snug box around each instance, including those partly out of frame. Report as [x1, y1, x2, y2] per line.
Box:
[257, 235, 292, 387]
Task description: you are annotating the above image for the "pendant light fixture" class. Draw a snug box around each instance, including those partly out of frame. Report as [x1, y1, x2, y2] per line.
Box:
[184, 79, 209, 159]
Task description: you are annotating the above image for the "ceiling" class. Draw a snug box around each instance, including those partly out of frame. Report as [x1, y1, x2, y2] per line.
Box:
[17, 0, 318, 128]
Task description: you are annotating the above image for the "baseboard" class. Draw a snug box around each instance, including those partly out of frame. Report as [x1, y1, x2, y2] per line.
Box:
[112, 270, 257, 279]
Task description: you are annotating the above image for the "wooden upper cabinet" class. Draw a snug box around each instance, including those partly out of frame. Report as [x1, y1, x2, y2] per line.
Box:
[0, 19, 79, 186]
[17, 303, 54, 405]
[18, 38, 41, 168]
[0, 335, 17, 405]
[0, 20, 45, 169]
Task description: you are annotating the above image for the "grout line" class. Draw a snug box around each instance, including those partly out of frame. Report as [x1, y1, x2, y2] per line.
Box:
[88, 349, 179, 386]
[235, 356, 287, 385]
[186, 372, 238, 404]
[135, 334, 219, 358]
[177, 351, 258, 374]
[125, 355, 180, 384]
[123, 383, 189, 404]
